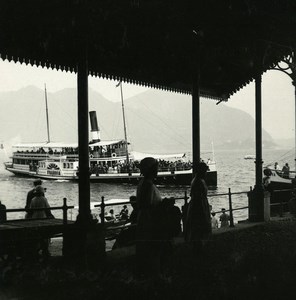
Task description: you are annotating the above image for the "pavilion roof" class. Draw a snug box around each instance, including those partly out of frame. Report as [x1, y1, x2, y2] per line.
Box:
[0, 0, 295, 100]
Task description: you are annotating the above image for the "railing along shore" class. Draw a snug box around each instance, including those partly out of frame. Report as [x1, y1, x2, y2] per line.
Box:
[209, 188, 251, 227]
[1, 198, 74, 225]
[94, 188, 251, 237]
[2, 187, 291, 234]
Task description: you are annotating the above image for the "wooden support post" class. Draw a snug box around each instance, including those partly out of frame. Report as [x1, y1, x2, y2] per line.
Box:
[247, 71, 265, 222]
[192, 82, 200, 175]
[255, 74, 263, 189]
[76, 45, 92, 225]
[228, 188, 235, 227]
[192, 35, 201, 175]
[101, 196, 105, 226]
[63, 197, 68, 226]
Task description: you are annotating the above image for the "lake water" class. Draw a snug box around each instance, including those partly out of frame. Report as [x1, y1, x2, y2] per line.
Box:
[0, 148, 294, 224]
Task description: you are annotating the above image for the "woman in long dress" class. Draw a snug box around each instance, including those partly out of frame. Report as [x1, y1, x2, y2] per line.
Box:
[136, 157, 163, 277]
[184, 162, 212, 252]
[29, 185, 52, 257]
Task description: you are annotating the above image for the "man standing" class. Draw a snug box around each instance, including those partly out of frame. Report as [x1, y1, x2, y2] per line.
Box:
[25, 179, 42, 219]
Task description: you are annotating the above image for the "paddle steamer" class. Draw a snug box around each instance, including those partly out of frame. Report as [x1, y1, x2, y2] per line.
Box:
[4, 84, 217, 186]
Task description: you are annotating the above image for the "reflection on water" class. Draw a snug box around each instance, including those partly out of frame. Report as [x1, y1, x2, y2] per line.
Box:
[0, 148, 294, 223]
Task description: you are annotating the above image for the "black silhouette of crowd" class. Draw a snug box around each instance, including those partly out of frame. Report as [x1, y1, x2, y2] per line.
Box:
[90, 159, 192, 175]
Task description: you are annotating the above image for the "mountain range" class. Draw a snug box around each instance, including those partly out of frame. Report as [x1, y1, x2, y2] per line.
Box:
[0, 86, 277, 154]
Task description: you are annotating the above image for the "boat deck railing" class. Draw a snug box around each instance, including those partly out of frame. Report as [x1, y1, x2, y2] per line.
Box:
[157, 165, 192, 172]
[267, 168, 296, 179]
[13, 152, 50, 158]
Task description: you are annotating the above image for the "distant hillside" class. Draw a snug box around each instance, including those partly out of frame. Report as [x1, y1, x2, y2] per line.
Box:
[0, 86, 276, 154]
[123, 90, 275, 152]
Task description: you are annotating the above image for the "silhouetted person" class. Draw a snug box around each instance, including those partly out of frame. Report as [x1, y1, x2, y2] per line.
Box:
[119, 205, 129, 221]
[0, 201, 7, 223]
[219, 208, 230, 228]
[112, 196, 138, 250]
[30, 185, 52, 258]
[163, 197, 182, 238]
[282, 163, 290, 179]
[184, 162, 211, 253]
[30, 186, 51, 219]
[105, 209, 116, 222]
[136, 157, 163, 277]
[25, 179, 42, 219]
[129, 195, 138, 224]
[274, 162, 280, 171]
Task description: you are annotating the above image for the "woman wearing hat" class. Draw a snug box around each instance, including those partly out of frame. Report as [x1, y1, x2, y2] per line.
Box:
[137, 157, 162, 209]
[29, 185, 52, 258]
[136, 157, 163, 277]
[30, 185, 51, 219]
[184, 162, 212, 253]
[25, 179, 43, 219]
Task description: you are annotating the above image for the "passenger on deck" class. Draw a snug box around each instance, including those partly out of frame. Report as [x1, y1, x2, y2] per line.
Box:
[184, 162, 211, 253]
[274, 162, 281, 171]
[282, 163, 290, 179]
[25, 179, 43, 219]
[219, 208, 230, 228]
[105, 209, 116, 222]
[119, 205, 129, 221]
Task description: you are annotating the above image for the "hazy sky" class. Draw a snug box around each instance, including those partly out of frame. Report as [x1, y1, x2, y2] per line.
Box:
[226, 70, 294, 140]
[0, 59, 294, 140]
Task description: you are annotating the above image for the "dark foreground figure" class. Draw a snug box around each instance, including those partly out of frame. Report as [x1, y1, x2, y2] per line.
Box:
[135, 157, 167, 278]
[184, 162, 212, 253]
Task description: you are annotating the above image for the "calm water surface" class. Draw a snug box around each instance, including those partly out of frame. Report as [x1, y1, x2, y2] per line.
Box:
[0, 148, 294, 223]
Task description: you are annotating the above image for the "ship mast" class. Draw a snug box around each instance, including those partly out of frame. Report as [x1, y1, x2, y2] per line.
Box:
[118, 81, 130, 166]
[44, 83, 51, 143]
[211, 140, 215, 162]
